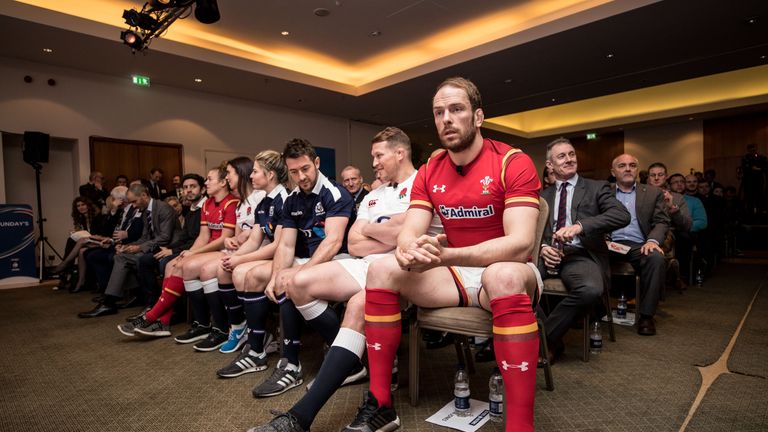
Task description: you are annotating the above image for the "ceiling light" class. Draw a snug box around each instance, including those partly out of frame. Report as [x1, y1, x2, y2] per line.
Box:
[314, 8, 330, 17]
[606, 53, 614, 59]
[746, 17, 757, 25]
[689, 117, 695, 120]
[120, 30, 144, 50]
[194, 78, 203, 83]
[42, 48, 53, 53]
[281, 31, 290, 36]
[504, 79, 512, 84]
[761, 55, 766, 60]
[369, 30, 382, 37]
[551, 98, 556, 102]
[195, 0, 220, 24]
[123, 9, 160, 31]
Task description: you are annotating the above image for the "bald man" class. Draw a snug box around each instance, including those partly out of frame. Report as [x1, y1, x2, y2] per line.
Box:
[609, 154, 669, 336]
[340, 165, 369, 210]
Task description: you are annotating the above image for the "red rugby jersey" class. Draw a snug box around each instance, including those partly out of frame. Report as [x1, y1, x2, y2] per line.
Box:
[410, 139, 540, 248]
[201, 193, 239, 242]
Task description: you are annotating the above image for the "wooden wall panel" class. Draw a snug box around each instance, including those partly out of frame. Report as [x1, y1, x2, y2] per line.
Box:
[90, 137, 183, 191]
[703, 112, 768, 189]
[569, 131, 625, 181]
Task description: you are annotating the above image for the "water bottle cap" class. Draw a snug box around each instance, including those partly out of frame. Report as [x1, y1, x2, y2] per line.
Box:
[492, 367, 500, 374]
[457, 363, 466, 370]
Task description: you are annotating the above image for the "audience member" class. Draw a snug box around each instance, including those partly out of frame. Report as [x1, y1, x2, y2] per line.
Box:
[647, 163, 692, 233]
[77, 184, 175, 318]
[340, 165, 369, 210]
[542, 166, 556, 189]
[133, 173, 206, 310]
[668, 173, 707, 283]
[609, 154, 669, 336]
[165, 174, 183, 200]
[740, 144, 766, 219]
[249, 127, 442, 431]
[79, 171, 109, 209]
[115, 174, 129, 188]
[539, 138, 629, 362]
[148, 167, 165, 199]
[53, 196, 106, 290]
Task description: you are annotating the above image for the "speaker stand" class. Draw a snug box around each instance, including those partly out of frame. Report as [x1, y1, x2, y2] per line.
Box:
[30, 162, 62, 281]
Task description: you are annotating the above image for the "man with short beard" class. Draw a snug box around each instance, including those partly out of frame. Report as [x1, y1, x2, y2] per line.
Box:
[647, 162, 691, 233]
[344, 77, 542, 432]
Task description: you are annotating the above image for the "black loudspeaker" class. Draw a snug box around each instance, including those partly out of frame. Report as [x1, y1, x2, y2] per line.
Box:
[22, 131, 50, 164]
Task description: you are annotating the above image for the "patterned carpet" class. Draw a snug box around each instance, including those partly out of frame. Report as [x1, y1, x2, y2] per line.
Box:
[0, 263, 765, 432]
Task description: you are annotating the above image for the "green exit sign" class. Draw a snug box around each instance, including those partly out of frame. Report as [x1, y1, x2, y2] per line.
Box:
[132, 75, 150, 87]
[586, 132, 597, 140]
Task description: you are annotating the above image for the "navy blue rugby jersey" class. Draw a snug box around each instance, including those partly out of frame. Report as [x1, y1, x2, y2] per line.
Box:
[281, 172, 354, 258]
[256, 184, 289, 243]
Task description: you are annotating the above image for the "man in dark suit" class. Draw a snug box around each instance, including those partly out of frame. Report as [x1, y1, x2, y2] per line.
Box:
[79, 171, 109, 208]
[78, 184, 175, 318]
[539, 138, 630, 360]
[148, 167, 165, 199]
[340, 165, 369, 211]
[609, 154, 670, 335]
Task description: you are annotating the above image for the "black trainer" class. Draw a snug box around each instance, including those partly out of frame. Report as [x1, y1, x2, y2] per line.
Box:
[342, 391, 400, 432]
[193, 327, 228, 352]
[174, 321, 211, 344]
[246, 410, 306, 432]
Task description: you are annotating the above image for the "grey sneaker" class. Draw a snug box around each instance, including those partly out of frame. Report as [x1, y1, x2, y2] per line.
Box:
[342, 391, 400, 432]
[174, 321, 211, 344]
[252, 358, 303, 397]
[117, 316, 149, 337]
[306, 363, 367, 391]
[193, 327, 228, 352]
[216, 347, 268, 378]
[247, 410, 305, 432]
[133, 320, 171, 337]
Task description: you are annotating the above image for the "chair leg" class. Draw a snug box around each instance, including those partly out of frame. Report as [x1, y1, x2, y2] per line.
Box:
[635, 276, 641, 327]
[603, 289, 616, 342]
[537, 318, 554, 391]
[408, 318, 421, 406]
[582, 315, 589, 362]
[454, 335, 475, 374]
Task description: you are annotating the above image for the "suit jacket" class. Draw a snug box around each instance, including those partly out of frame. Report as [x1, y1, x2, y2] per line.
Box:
[131, 199, 175, 253]
[540, 176, 630, 284]
[610, 182, 670, 244]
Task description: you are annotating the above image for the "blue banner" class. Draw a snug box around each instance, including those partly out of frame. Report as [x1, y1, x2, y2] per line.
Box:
[0, 205, 37, 280]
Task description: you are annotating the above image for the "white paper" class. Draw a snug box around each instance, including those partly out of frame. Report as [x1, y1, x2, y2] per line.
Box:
[425, 399, 491, 432]
[606, 241, 631, 255]
[70, 230, 91, 241]
[602, 310, 636, 326]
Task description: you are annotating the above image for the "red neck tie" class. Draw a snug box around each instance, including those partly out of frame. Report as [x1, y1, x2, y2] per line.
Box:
[556, 182, 569, 230]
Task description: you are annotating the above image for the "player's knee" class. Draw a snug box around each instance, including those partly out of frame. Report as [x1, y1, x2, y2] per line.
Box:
[482, 263, 530, 297]
[244, 268, 266, 292]
[232, 267, 248, 291]
[365, 257, 402, 288]
[342, 291, 366, 328]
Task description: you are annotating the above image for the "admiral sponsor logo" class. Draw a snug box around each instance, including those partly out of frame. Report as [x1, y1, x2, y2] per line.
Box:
[438, 204, 494, 219]
[290, 210, 303, 216]
[0, 221, 31, 227]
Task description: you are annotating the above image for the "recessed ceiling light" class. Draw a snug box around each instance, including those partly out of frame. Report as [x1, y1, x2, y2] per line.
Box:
[606, 53, 614, 58]
[281, 31, 290, 36]
[688, 117, 695, 120]
[369, 30, 382, 37]
[314, 8, 330, 17]
[504, 78, 512, 84]
[551, 98, 556, 102]
[42, 48, 53, 53]
[194, 78, 203, 83]
[761, 55, 766, 60]
[746, 17, 757, 25]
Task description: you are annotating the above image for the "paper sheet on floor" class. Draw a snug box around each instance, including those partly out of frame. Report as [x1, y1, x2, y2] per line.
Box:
[425, 399, 490, 432]
[602, 310, 636, 326]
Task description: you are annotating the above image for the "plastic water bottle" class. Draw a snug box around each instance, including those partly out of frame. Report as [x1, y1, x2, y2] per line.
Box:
[695, 269, 704, 287]
[617, 293, 627, 319]
[453, 364, 471, 417]
[589, 322, 603, 354]
[488, 367, 503, 423]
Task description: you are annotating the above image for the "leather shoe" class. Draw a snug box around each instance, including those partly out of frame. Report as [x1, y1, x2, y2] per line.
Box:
[538, 341, 564, 367]
[78, 304, 117, 318]
[637, 316, 656, 336]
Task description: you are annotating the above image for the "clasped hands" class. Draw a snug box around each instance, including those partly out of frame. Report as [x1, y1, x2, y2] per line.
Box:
[395, 233, 448, 272]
